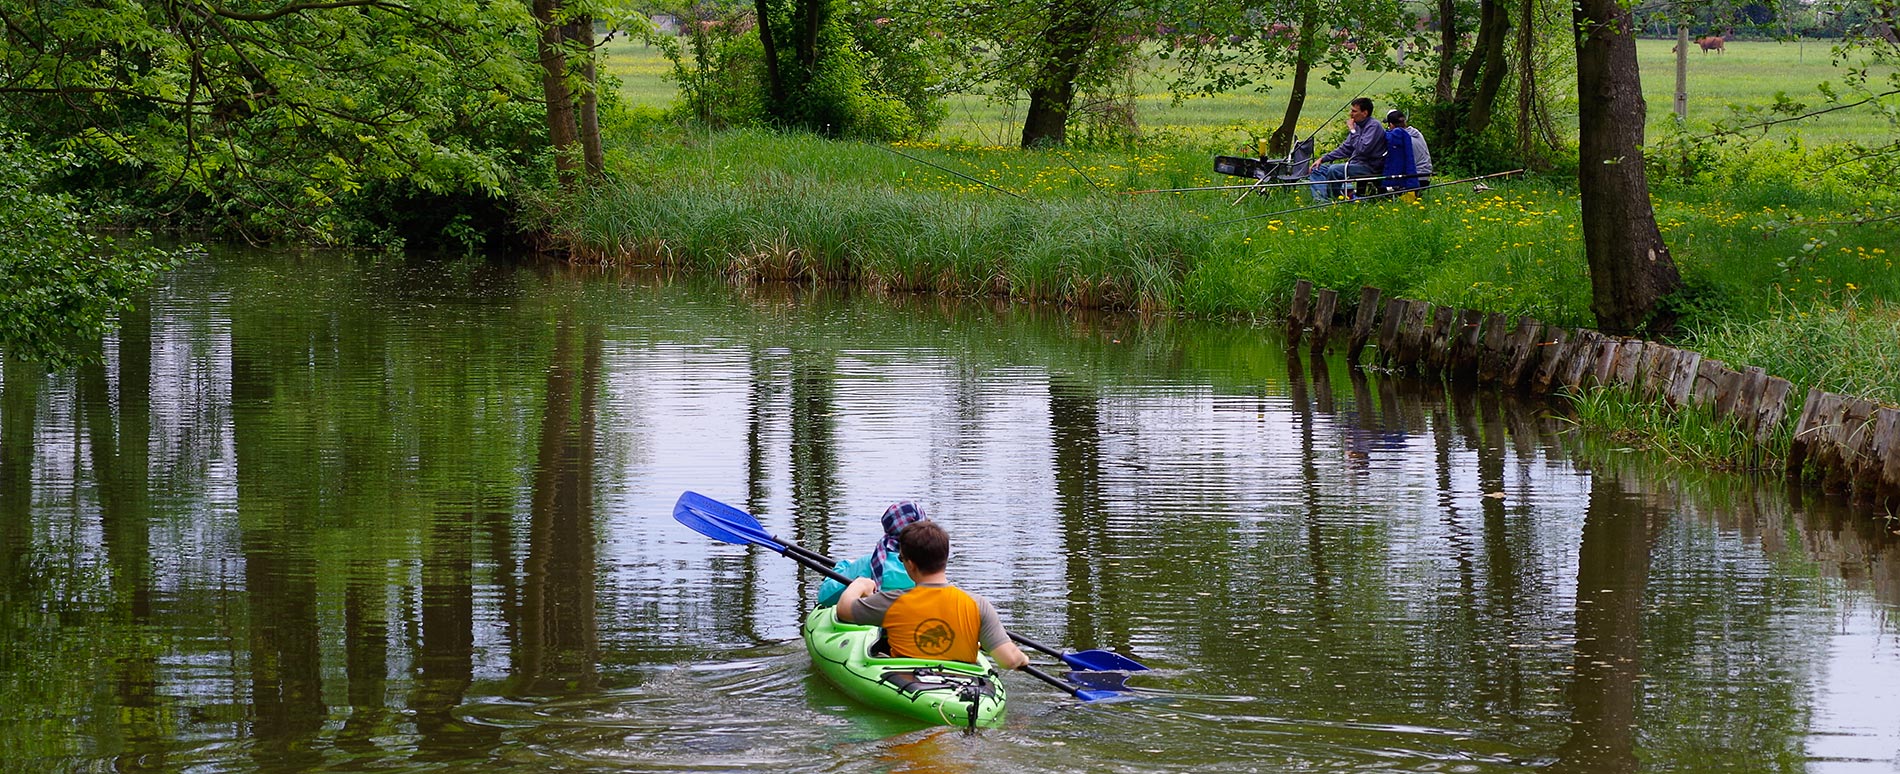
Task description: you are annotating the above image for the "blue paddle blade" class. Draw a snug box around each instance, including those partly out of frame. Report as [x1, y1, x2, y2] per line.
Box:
[1073, 688, 1123, 702]
[1063, 670, 1133, 692]
[673, 491, 784, 552]
[1060, 649, 1150, 672]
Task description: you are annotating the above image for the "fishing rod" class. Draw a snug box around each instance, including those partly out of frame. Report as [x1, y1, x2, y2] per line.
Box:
[1060, 151, 1107, 194]
[1123, 171, 1431, 196]
[1301, 69, 1389, 146]
[1209, 169, 1525, 226]
[872, 143, 1028, 201]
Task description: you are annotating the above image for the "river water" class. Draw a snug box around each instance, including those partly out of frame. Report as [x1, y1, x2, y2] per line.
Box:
[2, 250, 1897, 773]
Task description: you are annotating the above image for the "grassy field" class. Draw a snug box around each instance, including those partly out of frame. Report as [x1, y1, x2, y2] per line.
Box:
[600, 37, 1897, 148]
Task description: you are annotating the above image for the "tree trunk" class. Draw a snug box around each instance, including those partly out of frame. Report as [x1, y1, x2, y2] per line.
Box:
[1435, 0, 1457, 104]
[1268, 17, 1318, 156]
[569, 17, 604, 179]
[1433, 0, 1459, 158]
[753, 0, 787, 121]
[1019, 1, 1098, 148]
[1576, 0, 1681, 334]
[1022, 81, 1078, 148]
[1516, 0, 1537, 163]
[532, 0, 581, 189]
[798, 0, 825, 68]
[1460, 0, 1511, 137]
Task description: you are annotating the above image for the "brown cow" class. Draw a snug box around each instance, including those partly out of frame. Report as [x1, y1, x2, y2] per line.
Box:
[1697, 35, 1726, 53]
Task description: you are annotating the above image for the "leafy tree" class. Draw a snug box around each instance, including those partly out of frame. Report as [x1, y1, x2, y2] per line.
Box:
[646, 0, 947, 138]
[926, 0, 1146, 148]
[0, 0, 552, 241]
[0, 134, 186, 369]
[1160, 0, 1414, 155]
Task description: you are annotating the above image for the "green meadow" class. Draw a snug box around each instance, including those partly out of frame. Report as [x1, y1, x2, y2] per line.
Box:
[601, 37, 1895, 147]
[583, 34, 1899, 464]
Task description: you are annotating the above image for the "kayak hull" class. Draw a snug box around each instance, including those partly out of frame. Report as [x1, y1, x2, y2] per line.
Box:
[802, 606, 1006, 728]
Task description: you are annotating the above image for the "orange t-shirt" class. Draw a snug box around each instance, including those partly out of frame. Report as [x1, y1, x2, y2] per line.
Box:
[847, 582, 1006, 663]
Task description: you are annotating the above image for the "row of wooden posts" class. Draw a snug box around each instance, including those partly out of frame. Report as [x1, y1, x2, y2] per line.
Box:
[1285, 280, 1900, 509]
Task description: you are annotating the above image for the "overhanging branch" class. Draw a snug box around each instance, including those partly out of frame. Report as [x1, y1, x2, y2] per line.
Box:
[210, 0, 411, 22]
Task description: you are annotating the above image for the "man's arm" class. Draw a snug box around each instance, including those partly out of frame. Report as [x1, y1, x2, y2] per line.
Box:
[990, 640, 1029, 671]
[835, 577, 878, 623]
[1312, 118, 1361, 168]
[974, 597, 1031, 670]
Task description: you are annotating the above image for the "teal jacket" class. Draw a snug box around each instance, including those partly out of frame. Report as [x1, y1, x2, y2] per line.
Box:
[816, 550, 915, 606]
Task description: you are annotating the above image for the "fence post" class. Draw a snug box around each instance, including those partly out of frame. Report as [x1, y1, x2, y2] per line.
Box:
[1286, 279, 1313, 347]
[1347, 286, 1382, 364]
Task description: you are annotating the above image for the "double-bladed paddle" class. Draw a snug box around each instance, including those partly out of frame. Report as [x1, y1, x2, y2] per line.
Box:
[671, 490, 1138, 702]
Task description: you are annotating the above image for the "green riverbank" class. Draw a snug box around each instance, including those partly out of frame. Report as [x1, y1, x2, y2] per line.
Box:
[566, 128, 1897, 429]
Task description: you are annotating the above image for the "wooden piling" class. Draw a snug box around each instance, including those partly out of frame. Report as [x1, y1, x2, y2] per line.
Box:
[1850, 402, 1891, 499]
[1376, 297, 1406, 367]
[1873, 407, 1900, 503]
[1590, 339, 1623, 388]
[1714, 366, 1762, 419]
[1690, 358, 1730, 407]
[1560, 330, 1600, 390]
[1425, 306, 1458, 375]
[1347, 286, 1382, 364]
[1451, 309, 1485, 377]
[1752, 377, 1794, 443]
[1283, 281, 1900, 516]
[1531, 327, 1572, 393]
[1639, 345, 1670, 399]
[1729, 367, 1768, 430]
[1664, 349, 1702, 408]
[1827, 397, 1878, 493]
[1612, 340, 1647, 388]
[1477, 312, 1512, 383]
[1310, 288, 1339, 351]
[1286, 280, 1313, 347]
[1503, 317, 1543, 388]
[1396, 301, 1433, 369]
[1788, 388, 1837, 475]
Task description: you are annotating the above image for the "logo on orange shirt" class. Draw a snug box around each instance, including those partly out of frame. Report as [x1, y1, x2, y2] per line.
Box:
[913, 618, 956, 656]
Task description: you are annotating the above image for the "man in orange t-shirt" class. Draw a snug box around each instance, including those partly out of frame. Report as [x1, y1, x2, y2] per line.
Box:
[837, 520, 1030, 670]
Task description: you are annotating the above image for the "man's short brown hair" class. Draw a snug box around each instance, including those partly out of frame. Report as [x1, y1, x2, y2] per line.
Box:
[897, 520, 950, 574]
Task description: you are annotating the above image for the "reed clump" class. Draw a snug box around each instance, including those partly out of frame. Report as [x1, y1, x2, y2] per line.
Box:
[1566, 387, 1792, 473]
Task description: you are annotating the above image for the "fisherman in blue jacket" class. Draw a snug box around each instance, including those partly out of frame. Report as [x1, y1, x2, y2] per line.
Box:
[816, 501, 925, 606]
[1381, 113, 1419, 193]
[1306, 97, 1387, 202]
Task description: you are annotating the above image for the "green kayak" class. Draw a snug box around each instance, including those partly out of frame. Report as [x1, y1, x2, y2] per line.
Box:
[802, 606, 1007, 728]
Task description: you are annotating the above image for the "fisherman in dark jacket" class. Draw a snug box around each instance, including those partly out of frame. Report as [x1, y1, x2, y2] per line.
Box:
[1306, 97, 1387, 202]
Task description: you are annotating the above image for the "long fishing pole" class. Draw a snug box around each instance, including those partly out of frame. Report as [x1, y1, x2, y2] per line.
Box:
[1060, 151, 1107, 194]
[872, 143, 1027, 201]
[1209, 169, 1525, 226]
[1124, 171, 1432, 196]
[1300, 69, 1388, 146]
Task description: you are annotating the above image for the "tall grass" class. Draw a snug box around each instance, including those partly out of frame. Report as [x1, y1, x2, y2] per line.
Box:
[1686, 293, 1900, 403]
[1566, 387, 1791, 472]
